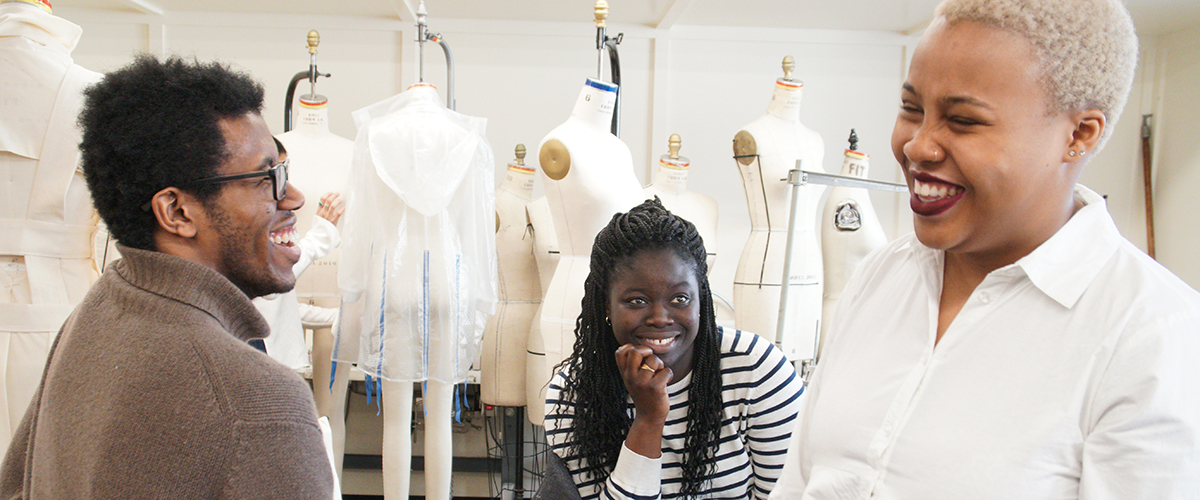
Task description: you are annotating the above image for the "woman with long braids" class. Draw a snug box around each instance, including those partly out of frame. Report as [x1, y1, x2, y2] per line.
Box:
[545, 198, 804, 499]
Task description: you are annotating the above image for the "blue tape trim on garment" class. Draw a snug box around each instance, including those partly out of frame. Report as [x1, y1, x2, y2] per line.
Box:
[374, 249, 388, 416]
[454, 254, 463, 423]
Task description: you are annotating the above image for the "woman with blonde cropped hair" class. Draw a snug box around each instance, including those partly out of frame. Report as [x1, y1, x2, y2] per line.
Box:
[770, 0, 1200, 498]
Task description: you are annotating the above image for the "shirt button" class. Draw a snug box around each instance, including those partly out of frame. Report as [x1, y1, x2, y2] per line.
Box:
[979, 292, 991, 304]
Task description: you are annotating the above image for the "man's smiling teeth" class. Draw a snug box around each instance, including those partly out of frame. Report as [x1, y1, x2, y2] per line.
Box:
[270, 227, 297, 246]
[913, 179, 960, 200]
[644, 337, 674, 346]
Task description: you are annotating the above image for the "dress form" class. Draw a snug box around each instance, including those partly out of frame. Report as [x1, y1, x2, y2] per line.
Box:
[643, 134, 719, 272]
[820, 130, 886, 352]
[523, 196, 558, 426]
[0, 0, 102, 450]
[480, 145, 540, 406]
[276, 94, 355, 478]
[732, 56, 825, 361]
[337, 83, 496, 500]
[531, 78, 644, 425]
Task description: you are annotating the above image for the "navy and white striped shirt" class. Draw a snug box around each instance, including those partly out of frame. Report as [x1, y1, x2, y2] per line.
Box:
[546, 327, 804, 499]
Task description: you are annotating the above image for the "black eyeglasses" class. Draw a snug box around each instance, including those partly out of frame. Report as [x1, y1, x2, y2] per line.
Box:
[180, 159, 289, 201]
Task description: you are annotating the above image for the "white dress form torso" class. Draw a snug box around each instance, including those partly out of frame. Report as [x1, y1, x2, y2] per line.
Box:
[732, 59, 825, 361]
[278, 96, 353, 303]
[0, 1, 101, 450]
[530, 78, 644, 425]
[523, 195, 558, 426]
[480, 149, 540, 407]
[820, 136, 886, 352]
[526, 198, 559, 300]
[275, 96, 355, 480]
[643, 134, 719, 273]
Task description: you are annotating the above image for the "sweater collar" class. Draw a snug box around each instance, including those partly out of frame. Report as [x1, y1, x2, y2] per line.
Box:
[111, 244, 271, 341]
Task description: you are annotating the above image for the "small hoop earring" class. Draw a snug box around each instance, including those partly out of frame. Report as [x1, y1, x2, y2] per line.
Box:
[1069, 150, 1077, 157]
[605, 316, 611, 325]
[932, 149, 939, 161]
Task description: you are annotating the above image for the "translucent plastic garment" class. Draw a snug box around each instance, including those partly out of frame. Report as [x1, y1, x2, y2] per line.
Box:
[335, 85, 497, 384]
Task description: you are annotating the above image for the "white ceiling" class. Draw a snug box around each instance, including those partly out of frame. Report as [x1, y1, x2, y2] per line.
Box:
[71, 0, 1200, 36]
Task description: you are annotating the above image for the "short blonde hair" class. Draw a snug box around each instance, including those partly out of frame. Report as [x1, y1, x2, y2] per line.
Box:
[935, 0, 1138, 152]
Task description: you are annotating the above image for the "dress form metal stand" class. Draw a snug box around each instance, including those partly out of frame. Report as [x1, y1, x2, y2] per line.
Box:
[778, 162, 907, 385]
[483, 145, 534, 500]
[415, 0, 455, 110]
[594, 0, 622, 136]
[285, 30, 331, 132]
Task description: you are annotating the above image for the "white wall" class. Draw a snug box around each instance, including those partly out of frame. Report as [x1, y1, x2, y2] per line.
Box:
[55, 8, 915, 303]
[1152, 26, 1200, 289]
[53, 7, 1199, 298]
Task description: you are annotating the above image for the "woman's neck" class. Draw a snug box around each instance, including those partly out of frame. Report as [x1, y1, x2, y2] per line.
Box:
[570, 78, 618, 132]
[499, 163, 535, 199]
[293, 95, 331, 136]
[651, 156, 690, 194]
[766, 79, 804, 121]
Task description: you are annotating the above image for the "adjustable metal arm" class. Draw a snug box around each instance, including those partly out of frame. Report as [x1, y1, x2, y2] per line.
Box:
[787, 166, 909, 193]
[780, 161, 907, 385]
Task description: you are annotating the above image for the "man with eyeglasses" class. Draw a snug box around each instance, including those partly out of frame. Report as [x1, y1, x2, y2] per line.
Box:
[0, 55, 334, 498]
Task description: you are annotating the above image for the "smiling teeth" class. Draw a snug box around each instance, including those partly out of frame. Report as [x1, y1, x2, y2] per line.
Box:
[645, 338, 673, 346]
[914, 180, 960, 200]
[270, 227, 297, 245]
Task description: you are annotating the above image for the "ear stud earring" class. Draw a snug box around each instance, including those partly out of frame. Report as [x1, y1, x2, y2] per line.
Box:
[1069, 151, 1077, 157]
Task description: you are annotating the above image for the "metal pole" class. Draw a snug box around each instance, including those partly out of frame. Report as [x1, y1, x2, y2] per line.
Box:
[776, 162, 804, 357]
[782, 162, 908, 384]
[436, 37, 454, 110]
[1141, 114, 1156, 259]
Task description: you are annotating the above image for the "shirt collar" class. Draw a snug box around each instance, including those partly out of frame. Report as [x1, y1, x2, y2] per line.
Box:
[908, 185, 1121, 309]
[1015, 185, 1121, 309]
[0, 2, 82, 53]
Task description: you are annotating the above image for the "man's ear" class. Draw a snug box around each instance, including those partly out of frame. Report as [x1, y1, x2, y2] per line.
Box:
[149, 187, 200, 239]
[1065, 109, 1105, 162]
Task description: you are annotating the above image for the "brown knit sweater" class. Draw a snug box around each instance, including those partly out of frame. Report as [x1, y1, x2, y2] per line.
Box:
[0, 245, 333, 498]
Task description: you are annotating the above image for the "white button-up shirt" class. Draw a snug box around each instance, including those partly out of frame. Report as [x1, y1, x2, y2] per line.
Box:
[771, 186, 1200, 499]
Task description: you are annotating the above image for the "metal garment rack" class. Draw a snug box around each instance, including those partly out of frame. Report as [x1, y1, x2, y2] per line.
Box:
[776, 162, 908, 385]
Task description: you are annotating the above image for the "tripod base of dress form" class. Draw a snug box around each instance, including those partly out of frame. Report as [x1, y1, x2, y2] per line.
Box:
[382, 379, 454, 499]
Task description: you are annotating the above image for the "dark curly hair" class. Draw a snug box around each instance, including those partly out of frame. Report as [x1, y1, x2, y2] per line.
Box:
[78, 55, 265, 250]
[553, 197, 723, 499]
